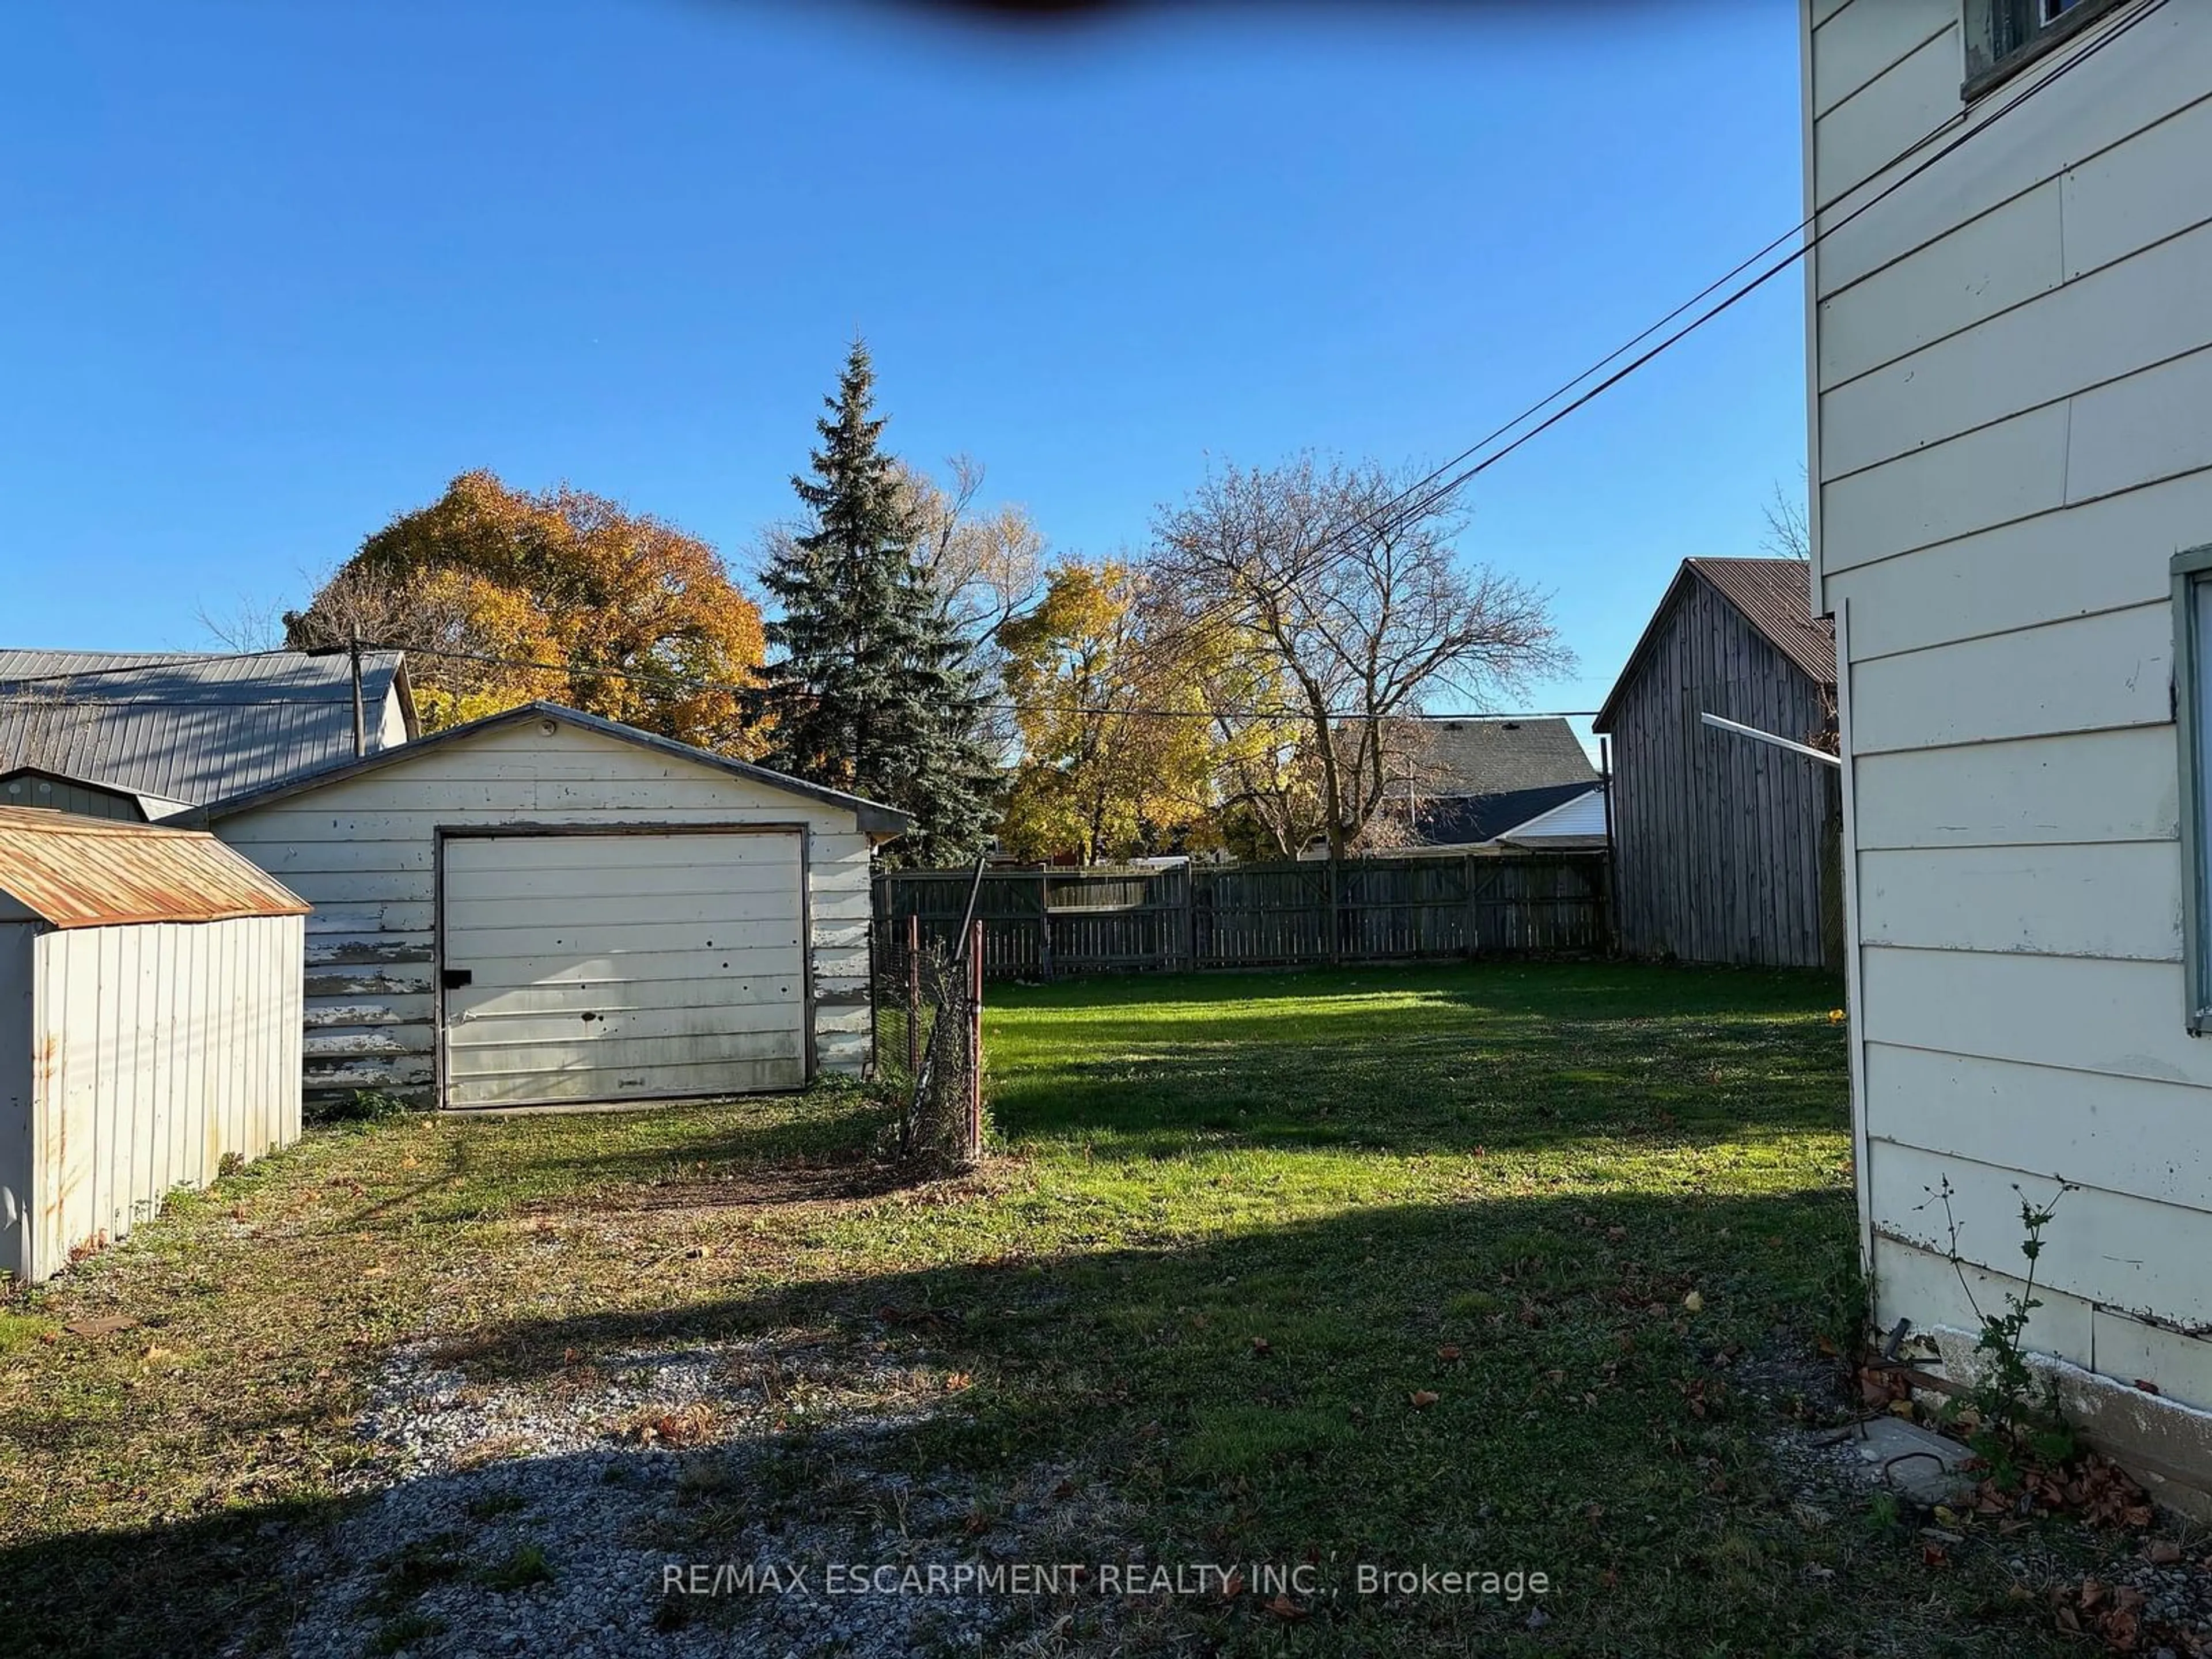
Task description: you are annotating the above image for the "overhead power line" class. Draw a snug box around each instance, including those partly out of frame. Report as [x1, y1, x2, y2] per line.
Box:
[1288, 0, 2168, 561]
[0, 646, 325, 691]
[347, 637, 1592, 723]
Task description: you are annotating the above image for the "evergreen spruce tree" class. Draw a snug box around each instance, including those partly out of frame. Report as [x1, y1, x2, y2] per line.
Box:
[756, 342, 998, 865]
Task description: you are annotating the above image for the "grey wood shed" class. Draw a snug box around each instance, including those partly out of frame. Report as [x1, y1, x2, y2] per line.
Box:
[1593, 558, 1841, 969]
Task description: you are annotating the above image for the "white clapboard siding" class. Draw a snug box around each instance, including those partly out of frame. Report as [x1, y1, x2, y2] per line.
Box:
[1810, 0, 2212, 1425]
[1848, 603, 2171, 755]
[1858, 946, 2212, 1088]
[2065, 344, 2212, 506]
[1819, 402, 2067, 566]
[1868, 1232, 2100, 1360]
[1819, 179, 2062, 391]
[1827, 467, 2212, 660]
[2090, 1312, 2212, 1413]
[1863, 1043, 2211, 1214]
[1852, 728, 2180, 850]
[2062, 92, 2212, 279]
[1817, 6, 2207, 291]
[1858, 841, 2183, 961]
[1810, 0, 1953, 119]
[1812, 23, 1961, 203]
[1868, 1138, 2212, 1325]
[214, 714, 888, 1107]
[1824, 220, 2212, 479]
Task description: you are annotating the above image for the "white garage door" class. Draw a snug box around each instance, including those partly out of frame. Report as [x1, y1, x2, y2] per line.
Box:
[438, 830, 808, 1108]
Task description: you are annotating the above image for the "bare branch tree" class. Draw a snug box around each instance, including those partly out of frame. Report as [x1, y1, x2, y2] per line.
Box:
[895, 455, 1050, 652]
[1761, 475, 1810, 561]
[194, 592, 289, 653]
[1152, 456, 1571, 861]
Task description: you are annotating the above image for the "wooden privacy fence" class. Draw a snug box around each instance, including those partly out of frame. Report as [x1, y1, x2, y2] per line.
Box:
[873, 853, 1612, 981]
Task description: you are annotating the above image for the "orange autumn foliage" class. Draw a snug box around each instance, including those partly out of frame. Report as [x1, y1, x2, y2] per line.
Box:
[289, 471, 764, 753]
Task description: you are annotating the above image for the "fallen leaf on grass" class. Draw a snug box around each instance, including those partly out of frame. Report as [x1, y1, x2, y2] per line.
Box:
[944, 1372, 975, 1392]
[1250, 1337, 1271, 1355]
[65, 1316, 138, 1338]
[2145, 1540, 2183, 1566]
[1436, 1344, 1461, 1362]
[1409, 1391, 1440, 1410]
[1921, 1545, 1950, 1569]
[1681, 1291, 1703, 1314]
[1263, 1595, 1308, 1622]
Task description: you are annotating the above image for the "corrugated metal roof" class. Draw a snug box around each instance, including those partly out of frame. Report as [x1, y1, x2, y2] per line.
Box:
[1405, 716, 1599, 796]
[0, 649, 411, 806]
[1685, 559, 1837, 687]
[0, 806, 309, 929]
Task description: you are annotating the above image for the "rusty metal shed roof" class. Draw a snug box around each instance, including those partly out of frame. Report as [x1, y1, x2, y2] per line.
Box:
[0, 806, 310, 930]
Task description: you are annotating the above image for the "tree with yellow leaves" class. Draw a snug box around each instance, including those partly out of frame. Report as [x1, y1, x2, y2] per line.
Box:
[995, 559, 1229, 865]
[287, 471, 765, 752]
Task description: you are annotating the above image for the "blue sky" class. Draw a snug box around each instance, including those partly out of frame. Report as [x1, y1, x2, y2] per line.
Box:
[0, 1, 1806, 741]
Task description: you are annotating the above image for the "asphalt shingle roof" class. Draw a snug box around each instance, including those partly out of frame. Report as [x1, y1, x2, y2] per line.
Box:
[0, 649, 411, 806]
[1406, 717, 1599, 797]
[1414, 779, 1600, 847]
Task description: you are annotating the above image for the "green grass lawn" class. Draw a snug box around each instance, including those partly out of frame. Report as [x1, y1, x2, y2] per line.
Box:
[0, 963, 2132, 1656]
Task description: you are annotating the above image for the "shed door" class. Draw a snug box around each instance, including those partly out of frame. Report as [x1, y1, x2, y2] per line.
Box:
[438, 830, 808, 1108]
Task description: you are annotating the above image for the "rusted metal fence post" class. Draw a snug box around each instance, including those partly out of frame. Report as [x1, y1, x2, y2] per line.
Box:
[968, 918, 985, 1160]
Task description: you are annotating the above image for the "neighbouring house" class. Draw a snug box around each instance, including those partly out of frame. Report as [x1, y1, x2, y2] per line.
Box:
[1296, 717, 1600, 858]
[0, 808, 308, 1281]
[1805, 0, 2212, 1508]
[188, 702, 909, 1112]
[1490, 784, 1609, 852]
[1593, 558, 1840, 969]
[0, 648, 418, 816]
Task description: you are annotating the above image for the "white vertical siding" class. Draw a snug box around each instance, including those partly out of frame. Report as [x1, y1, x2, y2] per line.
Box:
[2, 915, 302, 1282]
[1809, 0, 2212, 1423]
[215, 718, 882, 1108]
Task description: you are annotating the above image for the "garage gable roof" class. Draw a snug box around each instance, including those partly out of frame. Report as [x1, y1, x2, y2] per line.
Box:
[191, 701, 915, 835]
[0, 805, 310, 929]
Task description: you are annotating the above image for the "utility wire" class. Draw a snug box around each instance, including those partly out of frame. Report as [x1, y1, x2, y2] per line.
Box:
[10, 3, 2154, 720]
[1266, 0, 2166, 563]
[0, 646, 343, 691]
[350, 636, 1593, 722]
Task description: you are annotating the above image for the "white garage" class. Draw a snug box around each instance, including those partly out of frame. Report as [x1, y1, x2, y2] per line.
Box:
[192, 703, 909, 1112]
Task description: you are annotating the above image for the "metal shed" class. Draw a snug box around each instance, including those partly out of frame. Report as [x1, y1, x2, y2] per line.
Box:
[0, 808, 308, 1282]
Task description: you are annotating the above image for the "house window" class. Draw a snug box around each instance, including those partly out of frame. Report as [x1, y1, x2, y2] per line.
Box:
[2175, 547, 2212, 1033]
[1963, 0, 2130, 97]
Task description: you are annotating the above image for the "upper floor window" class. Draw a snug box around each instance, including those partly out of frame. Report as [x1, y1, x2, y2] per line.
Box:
[1964, 0, 2128, 97]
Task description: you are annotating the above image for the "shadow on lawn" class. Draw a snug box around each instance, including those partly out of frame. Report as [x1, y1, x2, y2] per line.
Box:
[0, 1189, 1888, 1658]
